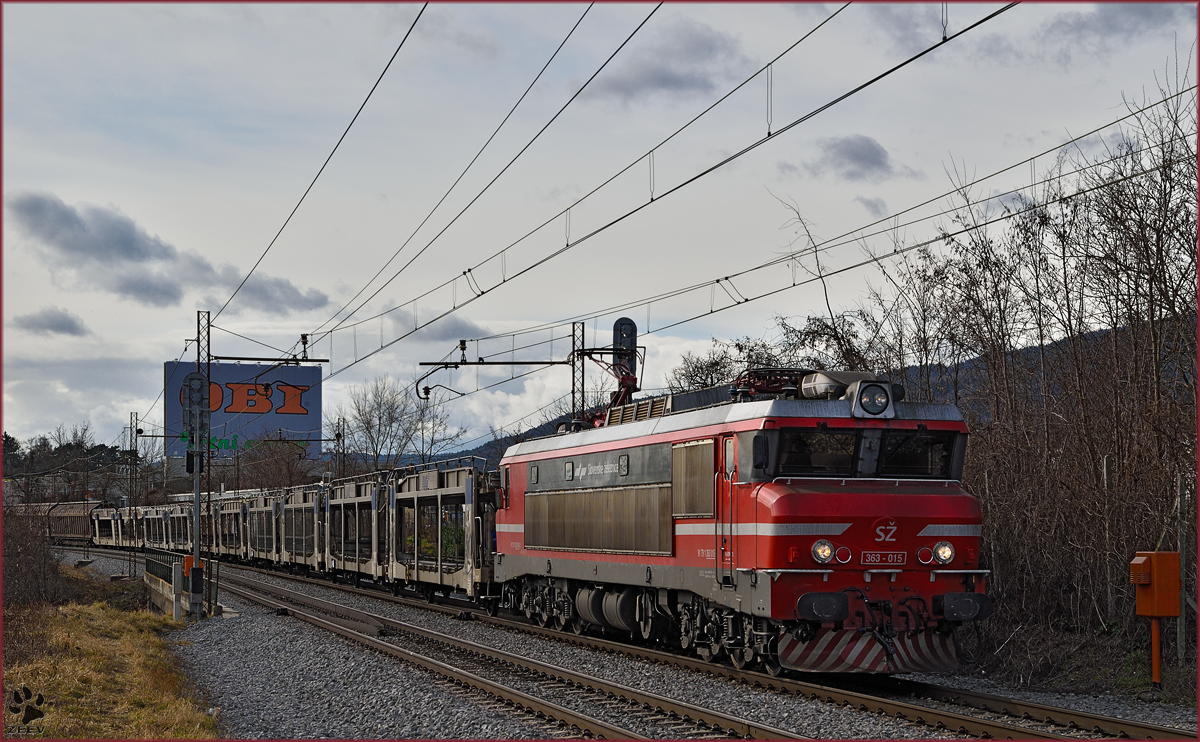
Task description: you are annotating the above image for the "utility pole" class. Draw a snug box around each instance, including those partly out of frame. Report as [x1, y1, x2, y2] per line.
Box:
[336, 417, 346, 479]
[187, 310, 211, 618]
[200, 309, 214, 614]
[129, 412, 139, 509]
[1102, 454, 1113, 622]
[571, 322, 585, 428]
[1177, 473, 1187, 668]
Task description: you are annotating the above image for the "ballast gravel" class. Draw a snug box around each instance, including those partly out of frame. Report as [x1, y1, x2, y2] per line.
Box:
[895, 671, 1198, 734]
[169, 595, 545, 739]
[61, 551, 144, 579]
[219, 568, 961, 739]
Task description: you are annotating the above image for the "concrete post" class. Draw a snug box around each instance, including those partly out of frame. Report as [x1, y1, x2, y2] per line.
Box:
[171, 562, 184, 621]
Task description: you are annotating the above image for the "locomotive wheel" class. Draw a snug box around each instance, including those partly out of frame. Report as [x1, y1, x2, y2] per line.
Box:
[696, 642, 722, 662]
[729, 646, 755, 671]
[570, 619, 586, 635]
[534, 612, 550, 628]
[762, 656, 785, 677]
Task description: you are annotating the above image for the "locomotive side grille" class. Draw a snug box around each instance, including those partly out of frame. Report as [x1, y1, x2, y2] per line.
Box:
[606, 396, 671, 426]
[525, 485, 672, 554]
[672, 440, 714, 517]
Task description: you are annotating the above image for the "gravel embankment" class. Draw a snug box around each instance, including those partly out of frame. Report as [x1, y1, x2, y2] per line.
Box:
[65, 552, 544, 738]
[67, 552, 144, 579]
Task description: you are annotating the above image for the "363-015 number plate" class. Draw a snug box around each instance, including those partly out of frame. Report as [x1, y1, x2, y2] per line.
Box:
[861, 551, 906, 565]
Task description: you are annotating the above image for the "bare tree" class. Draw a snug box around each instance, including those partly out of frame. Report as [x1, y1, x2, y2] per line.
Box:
[410, 386, 467, 464]
[238, 435, 318, 490]
[339, 375, 418, 470]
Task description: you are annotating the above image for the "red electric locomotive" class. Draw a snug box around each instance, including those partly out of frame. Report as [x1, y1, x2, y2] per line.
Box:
[495, 364, 991, 674]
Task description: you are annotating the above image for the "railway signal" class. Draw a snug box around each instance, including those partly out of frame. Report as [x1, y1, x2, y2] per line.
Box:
[182, 370, 209, 617]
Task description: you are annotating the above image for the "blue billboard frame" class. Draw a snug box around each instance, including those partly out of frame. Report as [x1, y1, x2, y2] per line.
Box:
[164, 361, 322, 457]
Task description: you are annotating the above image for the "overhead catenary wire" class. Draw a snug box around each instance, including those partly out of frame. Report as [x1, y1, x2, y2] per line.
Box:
[318, 2, 1013, 383]
[466, 113, 1196, 351]
[145, 4, 1185, 456]
[170, 142, 1188, 465]
[211, 325, 296, 356]
[323, 2, 850, 337]
[319, 3, 663, 339]
[310, 3, 596, 337]
[152, 81, 1192, 450]
[212, 3, 428, 323]
[421, 155, 1182, 442]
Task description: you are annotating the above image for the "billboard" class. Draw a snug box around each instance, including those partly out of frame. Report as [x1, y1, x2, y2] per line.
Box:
[164, 362, 322, 457]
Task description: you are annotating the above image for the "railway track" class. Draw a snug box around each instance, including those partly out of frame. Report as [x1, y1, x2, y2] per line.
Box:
[221, 563, 1186, 740]
[68, 547, 1194, 740]
[219, 571, 808, 740]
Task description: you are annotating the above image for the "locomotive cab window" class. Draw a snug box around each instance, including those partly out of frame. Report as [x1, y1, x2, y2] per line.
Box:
[777, 429, 857, 476]
[876, 431, 957, 479]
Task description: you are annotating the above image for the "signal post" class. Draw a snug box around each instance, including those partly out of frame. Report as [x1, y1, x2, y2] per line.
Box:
[182, 370, 209, 618]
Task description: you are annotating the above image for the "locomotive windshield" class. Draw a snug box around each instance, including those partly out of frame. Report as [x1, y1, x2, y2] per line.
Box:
[771, 428, 962, 480]
[876, 430, 956, 478]
[777, 430, 857, 475]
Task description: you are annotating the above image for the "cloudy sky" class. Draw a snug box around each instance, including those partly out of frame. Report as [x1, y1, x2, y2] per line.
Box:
[3, 2, 1195, 451]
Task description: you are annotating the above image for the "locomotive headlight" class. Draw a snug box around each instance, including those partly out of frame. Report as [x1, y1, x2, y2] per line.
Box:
[933, 541, 955, 565]
[858, 384, 890, 415]
[812, 539, 834, 564]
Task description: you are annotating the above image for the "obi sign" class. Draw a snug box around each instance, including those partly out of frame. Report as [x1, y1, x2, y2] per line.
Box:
[164, 362, 322, 457]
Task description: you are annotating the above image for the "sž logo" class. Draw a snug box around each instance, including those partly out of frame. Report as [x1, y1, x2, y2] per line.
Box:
[872, 518, 898, 542]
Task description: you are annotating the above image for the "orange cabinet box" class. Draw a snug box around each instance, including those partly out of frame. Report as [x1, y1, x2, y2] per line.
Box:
[1129, 551, 1180, 618]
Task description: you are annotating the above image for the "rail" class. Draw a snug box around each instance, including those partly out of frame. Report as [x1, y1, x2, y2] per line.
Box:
[220, 572, 806, 740]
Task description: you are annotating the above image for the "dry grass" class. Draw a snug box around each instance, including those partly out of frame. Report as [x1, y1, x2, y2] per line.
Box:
[3, 567, 218, 739]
